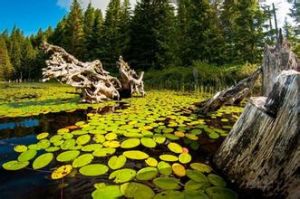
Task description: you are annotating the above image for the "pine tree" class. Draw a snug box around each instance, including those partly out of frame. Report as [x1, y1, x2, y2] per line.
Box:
[234, 0, 265, 63]
[90, 9, 105, 60]
[21, 38, 37, 80]
[49, 17, 67, 47]
[119, 0, 131, 57]
[9, 27, 23, 80]
[83, 2, 96, 60]
[64, 0, 85, 58]
[0, 37, 14, 80]
[103, 0, 123, 65]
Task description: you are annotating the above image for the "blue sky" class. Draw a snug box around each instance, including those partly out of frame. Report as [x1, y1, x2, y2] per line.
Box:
[0, 0, 292, 36]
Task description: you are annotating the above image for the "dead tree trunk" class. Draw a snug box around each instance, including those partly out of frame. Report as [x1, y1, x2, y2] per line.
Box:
[41, 43, 145, 103]
[195, 68, 261, 113]
[214, 70, 300, 198]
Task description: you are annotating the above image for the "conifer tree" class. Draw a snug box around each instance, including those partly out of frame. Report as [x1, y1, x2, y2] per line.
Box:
[83, 2, 96, 60]
[9, 27, 23, 80]
[0, 37, 14, 80]
[90, 9, 105, 60]
[120, 0, 131, 57]
[64, 0, 85, 58]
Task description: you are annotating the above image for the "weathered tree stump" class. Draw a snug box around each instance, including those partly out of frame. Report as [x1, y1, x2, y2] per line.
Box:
[42, 43, 145, 103]
[214, 70, 300, 198]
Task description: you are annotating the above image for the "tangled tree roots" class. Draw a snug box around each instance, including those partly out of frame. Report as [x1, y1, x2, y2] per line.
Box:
[42, 42, 145, 103]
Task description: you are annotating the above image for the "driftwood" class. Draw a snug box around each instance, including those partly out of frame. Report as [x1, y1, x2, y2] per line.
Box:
[42, 42, 145, 103]
[196, 68, 261, 113]
[214, 70, 300, 198]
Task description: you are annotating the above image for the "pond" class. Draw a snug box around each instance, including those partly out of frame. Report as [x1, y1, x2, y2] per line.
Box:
[0, 90, 244, 199]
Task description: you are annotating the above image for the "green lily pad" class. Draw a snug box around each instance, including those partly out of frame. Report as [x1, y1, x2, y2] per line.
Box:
[159, 154, 178, 162]
[208, 132, 220, 139]
[50, 135, 62, 143]
[157, 161, 172, 175]
[185, 134, 198, 141]
[206, 187, 238, 199]
[136, 167, 158, 180]
[103, 141, 120, 148]
[207, 174, 227, 187]
[72, 154, 94, 168]
[61, 139, 76, 150]
[141, 138, 156, 148]
[32, 153, 54, 169]
[108, 155, 127, 170]
[57, 150, 80, 162]
[18, 149, 37, 162]
[37, 139, 51, 149]
[92, 185, 123, 199]
[186, 169, 208, 183]
[120, 138, 140, 149]
[93, 134, 106, 143]
[184, 190, 209, 199]
[93, 148, 116, 157]
[36, 132, 49, 140]
[190, 163, 212, 173]
[154, 191, 184, 199]
[2, 160, 29, 170]
[164, 134, 180, 141]
[45, 146, 60, 152]
[184, 180, 210, 190]
[72, 129, 88, 135]
[105, 132, 117, 141]
[123, 132, 143, 138]
[109, 168, 136, 183]
[167, 142, 183, 154]
[57, 128, 70, 134]
[153, 177, 181, 190]
[145, 157, 158, 167]
[179, 153, 192, 164]
[79, 164, 109, 176]
[14, 145, 27, 153]
[81, 144, 102, 152]
[153, 135, 166, 144]
[121, 182, 154, 199]
[123, 150, 149, 160]
[76, 134, 91, 145]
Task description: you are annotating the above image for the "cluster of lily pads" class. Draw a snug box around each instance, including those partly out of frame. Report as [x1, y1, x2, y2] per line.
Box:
[2, 91, 241, 199]
[0, 83, 115, 118]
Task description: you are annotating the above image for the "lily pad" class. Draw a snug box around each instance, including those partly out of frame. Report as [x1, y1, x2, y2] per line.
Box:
[172, 163, 186, 177]
[2, 160, 29, 170]
[93, 148, 116, 157]
[190, 163, 212, 173]
[79, 164, 109, 176]
[153, 177, 181, 190]
[36, 132, 49, 140]
[103, 141, 120, 148]
[51, 164, 73, 180]
[136, 167, 158, 180]
[81, 144, 102, 152]
[145, 157, 158, 167]
[14, 145, 27, 153]
[154, 191, 184, 199]
[32, 153, 54, 169]
[123, 150, 149, 160]
[206, 187, 238, 199]
[184, 190, 209, 199]
[157, 161, 172, 176]
[92, 185, 123, 199]
[46, 146, 60, 152]
[184, 180, 210, 191]
[76, 134, 91, 145]
[207, 174, 227, 187]
[153, 135, 166, 144]
[141, 138, 157, 148]
[105, 132, 117, 141]
[108, 155, 127, 170]
[109, 168, 136, 183]
[159, 154, 178, 162]
[72, 154, 94, 168]
[93, 134, 105, 143]
[167, 142, 183, 154]
[179, 153, 192, 164]
[121, 182, 154, 199]
[18, 149, 37, 162]
[186, 169, 208, 183]
[61, 139, 76, 150]
[120, 138, 140, 149]
[57, 150, 80, 162]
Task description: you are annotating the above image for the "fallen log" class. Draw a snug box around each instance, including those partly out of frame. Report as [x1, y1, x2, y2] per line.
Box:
[195, 67, 261, 113]
[214, 70, 300, 198]
[41, 42, 145, 103]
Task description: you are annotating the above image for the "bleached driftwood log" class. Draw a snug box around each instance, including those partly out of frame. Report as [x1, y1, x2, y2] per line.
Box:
[214, 70, 300, 198]
[42, 42, 145, 103]
[196, 68, 261, 113]
[117, 56, 145, 97]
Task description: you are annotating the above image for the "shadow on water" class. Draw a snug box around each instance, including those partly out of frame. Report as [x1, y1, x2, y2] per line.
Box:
[0, 102, 129, 199]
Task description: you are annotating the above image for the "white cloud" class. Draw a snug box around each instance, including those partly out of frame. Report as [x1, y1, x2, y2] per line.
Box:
[57, 0, 137, 12]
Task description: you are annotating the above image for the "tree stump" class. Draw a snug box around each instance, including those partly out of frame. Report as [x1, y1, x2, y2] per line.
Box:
[214, 70, 300, 198]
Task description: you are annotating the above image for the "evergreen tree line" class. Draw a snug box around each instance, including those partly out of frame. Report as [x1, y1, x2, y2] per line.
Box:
[0, 0, 299, 81]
